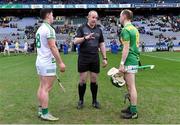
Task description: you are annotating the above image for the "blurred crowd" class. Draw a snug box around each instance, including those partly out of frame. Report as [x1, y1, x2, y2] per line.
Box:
[0, 0, 179, 4]
[0, 14, 179, 53]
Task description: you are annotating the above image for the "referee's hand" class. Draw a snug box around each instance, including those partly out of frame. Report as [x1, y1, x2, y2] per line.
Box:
[102, 60, 108, 68]
[85, 33, 95, 40]
[59, 62, 66, 72]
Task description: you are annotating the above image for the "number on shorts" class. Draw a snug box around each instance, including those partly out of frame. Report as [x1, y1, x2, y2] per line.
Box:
[36, 33, 41, 48]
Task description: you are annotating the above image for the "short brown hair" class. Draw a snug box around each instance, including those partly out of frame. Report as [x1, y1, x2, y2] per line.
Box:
[121, 9, 133, 20]
[40, 9, 53, 20]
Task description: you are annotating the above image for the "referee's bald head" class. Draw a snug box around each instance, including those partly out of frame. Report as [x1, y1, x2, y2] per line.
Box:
[87, 10, 98, 27]
[88, 10, 98, 18]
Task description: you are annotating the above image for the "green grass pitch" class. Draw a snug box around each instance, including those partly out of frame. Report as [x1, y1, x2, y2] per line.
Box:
[0, 52, 180, 124]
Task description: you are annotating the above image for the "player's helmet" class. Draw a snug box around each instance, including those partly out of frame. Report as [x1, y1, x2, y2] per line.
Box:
[107, 67, 125, 88]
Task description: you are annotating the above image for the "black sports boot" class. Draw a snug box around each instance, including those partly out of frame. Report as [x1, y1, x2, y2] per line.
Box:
[92, 101, 101, 109]
[121, 106, 131, 114]
[77, 100, 84, 109]
[121, 112, 138, 119]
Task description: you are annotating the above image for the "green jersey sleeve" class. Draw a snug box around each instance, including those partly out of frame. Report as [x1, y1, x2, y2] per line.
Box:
[121, 29, 130, 42]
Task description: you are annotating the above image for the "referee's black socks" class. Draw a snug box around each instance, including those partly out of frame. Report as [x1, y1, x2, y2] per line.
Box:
[90, 82, 98, 103]
[78, 83, 86, 102]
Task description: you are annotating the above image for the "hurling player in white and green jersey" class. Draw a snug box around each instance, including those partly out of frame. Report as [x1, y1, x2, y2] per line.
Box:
[35, 9, 66, 121]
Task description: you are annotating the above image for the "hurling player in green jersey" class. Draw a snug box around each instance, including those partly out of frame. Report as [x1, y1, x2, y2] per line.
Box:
[119, 9, 140, 119]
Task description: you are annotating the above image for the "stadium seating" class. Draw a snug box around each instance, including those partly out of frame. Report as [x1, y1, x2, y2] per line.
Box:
[0, 0, 179, 4]
[0, 15, 179, 52]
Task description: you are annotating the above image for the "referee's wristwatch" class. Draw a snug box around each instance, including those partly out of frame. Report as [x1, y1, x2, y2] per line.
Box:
[103, 57, 107, 61]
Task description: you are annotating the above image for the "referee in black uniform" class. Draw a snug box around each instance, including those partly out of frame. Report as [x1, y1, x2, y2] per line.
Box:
[74, 10, 108, 109]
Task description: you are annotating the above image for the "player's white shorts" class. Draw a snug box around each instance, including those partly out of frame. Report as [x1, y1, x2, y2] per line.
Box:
[36, 64, 56, 76]
[125, 65, 138, 74]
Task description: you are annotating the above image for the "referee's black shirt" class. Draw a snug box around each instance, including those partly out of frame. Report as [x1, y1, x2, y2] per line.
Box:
[75, 23, 104, 54]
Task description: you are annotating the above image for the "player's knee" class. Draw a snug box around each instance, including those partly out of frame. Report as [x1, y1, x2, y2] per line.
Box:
[47, 84, 53, 92]
[90, 75, 97, 83]
[90, 78, 97, 83]
[80, 79, 87, 84]
[128, 86, 137, 96]
[126, 84, 133, 92]
[38, 89, 44, 99]
[41, 88, 49, 97]
[40, 84, 49, 92]
[128, 85, 134, 91]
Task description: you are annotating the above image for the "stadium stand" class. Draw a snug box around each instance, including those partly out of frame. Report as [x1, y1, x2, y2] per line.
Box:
[0, 14, 179, 53]
[0, 0, 179, 4]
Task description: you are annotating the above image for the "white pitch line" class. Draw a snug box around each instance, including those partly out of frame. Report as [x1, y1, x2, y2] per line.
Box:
[142, 54, 180, 62]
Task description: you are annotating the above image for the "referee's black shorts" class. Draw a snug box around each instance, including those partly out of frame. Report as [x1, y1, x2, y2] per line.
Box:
[78, 53, 100, 73]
